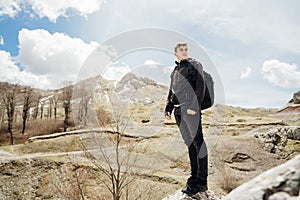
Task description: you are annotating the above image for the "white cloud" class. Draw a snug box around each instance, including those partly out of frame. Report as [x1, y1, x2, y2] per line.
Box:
[262, 59, 300, 88]
[144, 59, 159, 65]
[166, 0, 300, 54]
[27, 0, 104, 22]
[0, 0, 104, 22]
[0, 0, 20, 18]
[133, 64, 174, 86]
[102, 62, 131, 81]
[240, 67, 252, 79]
[0, 50, 51, 88]
[0, 35, 4, 45]
[16, 28, 98, 89]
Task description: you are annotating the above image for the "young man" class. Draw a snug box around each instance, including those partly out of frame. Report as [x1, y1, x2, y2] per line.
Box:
[165, 42, 208, 195]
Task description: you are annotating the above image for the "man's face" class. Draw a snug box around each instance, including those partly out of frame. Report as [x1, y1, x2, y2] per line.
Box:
[175, 45, 188, 60]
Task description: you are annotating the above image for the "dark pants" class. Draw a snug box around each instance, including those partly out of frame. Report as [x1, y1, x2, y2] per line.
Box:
[174, 106, 208, 185]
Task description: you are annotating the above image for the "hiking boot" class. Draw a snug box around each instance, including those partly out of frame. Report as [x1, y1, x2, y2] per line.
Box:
[181, 184, 200, 195]
[181, 182, 208, 195]
[181, 176, 199, 195]
[198, 184, 208, 192]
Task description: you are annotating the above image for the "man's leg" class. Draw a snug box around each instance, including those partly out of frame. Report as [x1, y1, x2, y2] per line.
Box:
[194, 138, 208, 185]
[174, 111, 197, 177]
[174, 108, 193, 147]
[188, 142, 198, 179]
[174, 109, 199, 194]
[184, 112, 208, 191]
[192, 115, 208, 189]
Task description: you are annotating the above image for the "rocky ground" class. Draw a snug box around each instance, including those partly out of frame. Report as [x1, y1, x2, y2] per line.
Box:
[0, 101, 299, 199]
[0, 76, 299, 199]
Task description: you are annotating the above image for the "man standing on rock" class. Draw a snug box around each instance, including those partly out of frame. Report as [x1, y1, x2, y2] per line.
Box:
[164, 42, 208, 195]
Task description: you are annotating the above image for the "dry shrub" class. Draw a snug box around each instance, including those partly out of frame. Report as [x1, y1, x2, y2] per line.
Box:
[96, 106, 112, 126]
[0, 123, 10, 145]
[0, 123, 7, 134]
[219, 172, 241, 193]
[236, 118, 246, 122]
[25, 119, 64, 137]
[49, 164, 91, 200]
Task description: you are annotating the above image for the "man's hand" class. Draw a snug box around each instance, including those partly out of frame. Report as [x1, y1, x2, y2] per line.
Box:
[187, 109, 197, 115]
[165, 112, 171, 120]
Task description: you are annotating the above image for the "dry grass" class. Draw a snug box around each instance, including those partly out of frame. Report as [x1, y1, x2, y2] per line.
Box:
[49, 164, 90, 200]
[25, 119, 64, 136]
[236, 118, 247, 123]
[96, 106, 112, 127]
[0, 123, 6, 135]
[219, 172, 241, 193]
[0, 118, 75, 145]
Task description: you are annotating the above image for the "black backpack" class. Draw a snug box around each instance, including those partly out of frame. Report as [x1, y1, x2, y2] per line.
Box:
[201, 71, 214, 110]
[187, 58, 214, 110]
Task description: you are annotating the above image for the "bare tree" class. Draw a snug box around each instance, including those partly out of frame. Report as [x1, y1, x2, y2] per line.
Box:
[0, 101, 5, 124]
[33, 95, 41, 120]
[21, 87, 34, 134]
[48, 100, 156, 199]
[40, 101, 44, 119]
[2, 84, 18, 145]
[79, 92, 91, 127]
[75, 82, 93, 127]
[62, 81, 73, 132]
[81, 110, 147, 200]
[51, 94, 59, 119]
[49, 97, 52, 119]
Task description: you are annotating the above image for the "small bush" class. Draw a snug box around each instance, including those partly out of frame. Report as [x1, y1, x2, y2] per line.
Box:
[220, 173, 241, 193]
[236, 118, 246, 122]
[96, 106, 112, 127]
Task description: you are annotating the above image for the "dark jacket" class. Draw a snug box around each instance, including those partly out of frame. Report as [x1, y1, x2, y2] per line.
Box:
[165, 58, 205, 115]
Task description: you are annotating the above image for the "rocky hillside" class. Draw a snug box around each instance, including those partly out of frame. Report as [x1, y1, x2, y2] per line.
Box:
[270, 90, 300, 126]
[0, 75, 299, 199]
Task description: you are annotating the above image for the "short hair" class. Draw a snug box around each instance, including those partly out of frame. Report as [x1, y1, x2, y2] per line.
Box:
[174, 42, 188, 52]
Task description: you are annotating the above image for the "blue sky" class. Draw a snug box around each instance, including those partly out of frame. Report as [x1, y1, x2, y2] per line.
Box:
[0, 0, 300, 108]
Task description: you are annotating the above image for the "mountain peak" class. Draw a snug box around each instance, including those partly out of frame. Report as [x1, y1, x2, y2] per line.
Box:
[289, 90, 300, 104]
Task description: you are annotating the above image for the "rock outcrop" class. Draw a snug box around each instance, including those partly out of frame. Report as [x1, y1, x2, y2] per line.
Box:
[162, 154, 300, 200]
[276, 90, 300, 115]
[254, 126, 300, 153]
[289, 90, 300, 104]
[223, 154, 300, 200]
[162, 189, 220, 200]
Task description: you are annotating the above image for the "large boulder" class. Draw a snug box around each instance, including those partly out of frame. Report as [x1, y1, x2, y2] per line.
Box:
[223, 154, 300, 200]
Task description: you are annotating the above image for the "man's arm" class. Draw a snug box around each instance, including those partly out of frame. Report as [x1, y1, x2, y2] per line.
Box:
[165, 68, 176, 118]
[165, 88, 174, 117]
